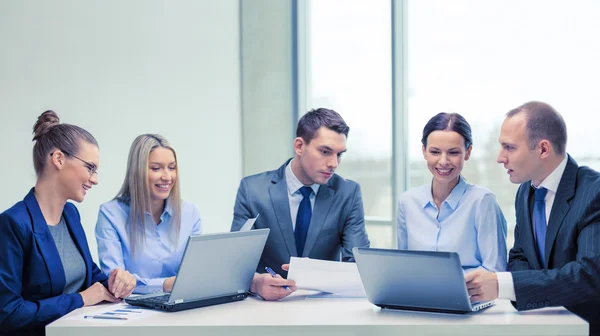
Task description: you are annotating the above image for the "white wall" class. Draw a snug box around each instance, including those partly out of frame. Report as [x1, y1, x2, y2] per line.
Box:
[0, 0, 242, 261]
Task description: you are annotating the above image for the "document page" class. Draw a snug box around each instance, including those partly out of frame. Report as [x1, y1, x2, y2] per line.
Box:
[65, 302, 162, 324]
[287, 257, 366, 297]
[239, 214, 259, 231]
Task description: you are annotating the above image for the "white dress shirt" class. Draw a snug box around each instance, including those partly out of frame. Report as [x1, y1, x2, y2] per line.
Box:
[497, 155, 568, 300]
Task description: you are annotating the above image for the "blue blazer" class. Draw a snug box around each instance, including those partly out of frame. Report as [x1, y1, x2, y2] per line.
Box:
[0, 188, 108, 334]
[231, 159, 370, 277]
[508, 155, 600, 324]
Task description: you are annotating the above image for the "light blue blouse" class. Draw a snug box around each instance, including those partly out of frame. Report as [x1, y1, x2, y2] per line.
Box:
[95, 198, 202, 294]
[397, 176, 507, 272]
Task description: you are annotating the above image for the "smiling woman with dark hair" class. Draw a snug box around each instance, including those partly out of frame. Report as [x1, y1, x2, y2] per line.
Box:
[397, 112, 507, 272]
[0, 110, 135, 336]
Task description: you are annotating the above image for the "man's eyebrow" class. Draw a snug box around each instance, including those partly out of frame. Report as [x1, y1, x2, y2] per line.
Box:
[319, 145, 347, 154]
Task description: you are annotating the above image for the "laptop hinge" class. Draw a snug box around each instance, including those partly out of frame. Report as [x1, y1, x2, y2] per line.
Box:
[237, 289, 246, 294]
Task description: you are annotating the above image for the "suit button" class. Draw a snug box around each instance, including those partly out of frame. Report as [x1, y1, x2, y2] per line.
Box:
[526, 303, 531, 309]
[531, 303, 537, 308]
[545, 301, 550, 306]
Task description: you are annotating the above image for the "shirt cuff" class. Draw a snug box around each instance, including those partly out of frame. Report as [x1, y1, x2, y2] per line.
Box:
[496, 272, 516, 301]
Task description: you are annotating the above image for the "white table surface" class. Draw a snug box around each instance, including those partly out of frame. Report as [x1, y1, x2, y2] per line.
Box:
[47, 292, 588, 336]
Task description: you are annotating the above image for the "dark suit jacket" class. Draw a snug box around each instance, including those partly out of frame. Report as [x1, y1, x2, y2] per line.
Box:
[0, 189, 108, 335]
[508, 155, 600, 324]
[231, 160, 370, 277]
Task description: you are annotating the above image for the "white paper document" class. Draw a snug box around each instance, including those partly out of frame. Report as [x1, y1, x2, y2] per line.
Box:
[240, 214, 259, 231]
[65, 302, 161, 324]
[287, 257, 366, 297]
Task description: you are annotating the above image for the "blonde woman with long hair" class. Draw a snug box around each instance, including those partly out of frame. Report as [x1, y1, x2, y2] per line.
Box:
[95, 134, 202, 294]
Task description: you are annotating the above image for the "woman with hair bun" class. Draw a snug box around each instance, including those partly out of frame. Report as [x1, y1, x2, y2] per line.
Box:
[0, 110, 136, 335]
[397, 112, 507, 272]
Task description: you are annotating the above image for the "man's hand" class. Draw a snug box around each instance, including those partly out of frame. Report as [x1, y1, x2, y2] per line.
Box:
[250, 266, 296, 301]
[465, 269, 499, 302]
[108, 268, 136, 298]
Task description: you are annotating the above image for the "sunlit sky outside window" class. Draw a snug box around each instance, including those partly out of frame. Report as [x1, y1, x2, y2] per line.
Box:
[408, 0, 600, 166]
[306, 0, 600, 248]
[308, 0, 392, 160]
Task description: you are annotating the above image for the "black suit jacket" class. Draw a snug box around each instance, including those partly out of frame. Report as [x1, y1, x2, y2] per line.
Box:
[508, 155, 600, 324]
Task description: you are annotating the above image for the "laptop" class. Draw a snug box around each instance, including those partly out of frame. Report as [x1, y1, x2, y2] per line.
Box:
[353, 247, 494, 314]
[124, 229, 269, 312]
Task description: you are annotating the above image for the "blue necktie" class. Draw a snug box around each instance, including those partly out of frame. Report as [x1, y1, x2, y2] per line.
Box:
[533, 187, 548, 267]
[295, 186, 313, 257]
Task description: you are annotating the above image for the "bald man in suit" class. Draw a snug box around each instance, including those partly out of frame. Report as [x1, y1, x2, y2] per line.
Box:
[466, 101, 600, 335]
[231, 108, 370, 301]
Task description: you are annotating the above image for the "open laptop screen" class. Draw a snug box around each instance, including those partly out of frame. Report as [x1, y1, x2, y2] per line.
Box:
[353, 247, 478, 314]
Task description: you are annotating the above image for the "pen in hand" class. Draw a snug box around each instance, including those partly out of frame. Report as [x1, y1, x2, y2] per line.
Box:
[265, 266, 292, 292]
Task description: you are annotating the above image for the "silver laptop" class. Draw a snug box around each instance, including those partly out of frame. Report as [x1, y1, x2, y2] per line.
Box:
[353, 247, 494, 314]
[125, 229, 269, 312]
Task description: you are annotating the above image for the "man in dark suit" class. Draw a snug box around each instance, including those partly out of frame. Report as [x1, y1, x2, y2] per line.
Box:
[231, 108, 370, 300]
[466, 101, 600, 334]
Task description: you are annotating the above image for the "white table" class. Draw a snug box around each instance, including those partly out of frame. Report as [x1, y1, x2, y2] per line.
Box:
[47, 294, 588, 336]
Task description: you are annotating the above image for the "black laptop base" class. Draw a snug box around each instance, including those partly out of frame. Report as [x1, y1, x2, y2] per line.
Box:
[377, 303, 470, 315]
[124, 292, 248, 312]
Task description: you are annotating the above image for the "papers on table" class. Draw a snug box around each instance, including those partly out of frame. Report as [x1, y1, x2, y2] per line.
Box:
[65, 302, 161, 324]
[287, 257, 366, 297]
[240, 214, 259, 231]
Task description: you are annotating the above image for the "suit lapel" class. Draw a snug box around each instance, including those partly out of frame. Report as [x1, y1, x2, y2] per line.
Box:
[545, 156, 577, 265]
[302, 183, 335, 257]
[63, 203, 92, 287]
[24, 188, 66, 295]
[269, 164, 297, 257]
[521, 184, 542, 269]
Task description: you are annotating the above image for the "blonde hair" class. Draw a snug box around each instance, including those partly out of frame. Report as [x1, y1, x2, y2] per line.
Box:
[115, 134, 181, 255]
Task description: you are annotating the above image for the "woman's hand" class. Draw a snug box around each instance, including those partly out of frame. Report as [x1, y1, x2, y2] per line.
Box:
[163, 276, 176, 292]
[79, 282, 120, 306]
[108, 268, 136, 298]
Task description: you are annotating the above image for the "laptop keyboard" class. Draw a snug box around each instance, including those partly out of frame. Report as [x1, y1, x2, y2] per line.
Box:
[143, 294, 170, 303]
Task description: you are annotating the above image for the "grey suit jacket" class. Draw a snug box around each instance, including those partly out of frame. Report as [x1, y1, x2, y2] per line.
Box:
[508, 155, 600, 324]
[231, 159, 370, 277]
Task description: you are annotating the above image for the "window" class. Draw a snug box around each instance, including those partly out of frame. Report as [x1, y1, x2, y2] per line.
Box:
[407, 0, 600, 248]
[303, 0, 393, 247]
[301, 0, 600, 250]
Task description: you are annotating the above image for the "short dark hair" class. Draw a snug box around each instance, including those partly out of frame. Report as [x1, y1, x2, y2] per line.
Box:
[421, 112, 473, 149]
[296, 108, 349, 143]
[506, 101, 567, 155]
[32, 110, 98, 177]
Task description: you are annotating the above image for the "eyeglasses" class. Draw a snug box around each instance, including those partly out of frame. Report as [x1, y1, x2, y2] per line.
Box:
[50, 150, 98, 176]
